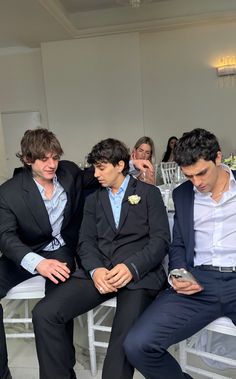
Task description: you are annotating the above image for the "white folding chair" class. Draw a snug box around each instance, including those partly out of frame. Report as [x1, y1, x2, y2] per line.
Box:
[2, 276, 45, 338]
[160, 162, 177, 185]
[87, 298, 117, 376]
[179, 317, 236, 379]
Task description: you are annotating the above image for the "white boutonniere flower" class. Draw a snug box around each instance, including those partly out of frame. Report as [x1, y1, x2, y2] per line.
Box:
[128, 194, 141, 205]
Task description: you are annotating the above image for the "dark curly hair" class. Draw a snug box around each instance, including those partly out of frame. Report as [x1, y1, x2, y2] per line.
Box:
[88, 138, 130, 176]
[174, 128, 221, 167]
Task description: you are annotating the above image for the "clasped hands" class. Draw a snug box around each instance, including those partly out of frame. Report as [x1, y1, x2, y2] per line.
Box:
[93, 263, 133, 294]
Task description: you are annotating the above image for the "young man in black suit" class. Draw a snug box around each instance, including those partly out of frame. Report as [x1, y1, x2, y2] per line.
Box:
[0, 128, 97, 379]
[32, 138, 170, 379]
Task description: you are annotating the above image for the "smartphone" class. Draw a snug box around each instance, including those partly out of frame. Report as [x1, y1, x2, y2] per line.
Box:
[170, 268, 201, 286]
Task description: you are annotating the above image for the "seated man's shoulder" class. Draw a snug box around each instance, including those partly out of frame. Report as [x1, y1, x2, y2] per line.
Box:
[174, 180, 192, 196]
[58, 160, 82, 177]
[136, 179, 159, 193]
[0, 172, 23, 198]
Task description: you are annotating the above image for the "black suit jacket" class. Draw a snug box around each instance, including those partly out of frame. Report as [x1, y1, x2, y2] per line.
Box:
[169, 170, 236, 271]
[76, 176, 170, 290]
[0, 160, 97, 265]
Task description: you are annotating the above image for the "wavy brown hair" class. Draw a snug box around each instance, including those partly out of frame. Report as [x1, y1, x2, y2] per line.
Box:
[16, 128, 63, 167]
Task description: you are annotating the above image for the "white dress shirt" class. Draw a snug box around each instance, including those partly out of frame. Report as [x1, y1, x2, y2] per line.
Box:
[194, 165, 236, 267]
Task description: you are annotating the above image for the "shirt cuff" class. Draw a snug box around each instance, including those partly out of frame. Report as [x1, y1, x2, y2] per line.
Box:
[129, 160, 139, 176]
[21, 253, 45, 274]
[89, 269, 96, 278]
[168, 273, 174, 287]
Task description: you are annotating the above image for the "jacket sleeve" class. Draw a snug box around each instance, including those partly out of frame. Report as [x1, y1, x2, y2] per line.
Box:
[168, 188, 188, 271]
[0, 191, 32, 264]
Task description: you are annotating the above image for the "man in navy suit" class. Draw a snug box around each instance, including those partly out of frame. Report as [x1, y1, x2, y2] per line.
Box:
[32, 138, 170, 379]
[124, 128, 236, 379]
[0, 128, 98, 379]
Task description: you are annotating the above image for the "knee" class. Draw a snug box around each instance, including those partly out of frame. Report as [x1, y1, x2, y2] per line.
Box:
[124, 327, 152, 365]
[124, 324, 165, 366]
[32, 298, 59, 327]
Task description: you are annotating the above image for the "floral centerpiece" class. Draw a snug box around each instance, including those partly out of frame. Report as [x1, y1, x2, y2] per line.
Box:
[224, 155, 236, 169]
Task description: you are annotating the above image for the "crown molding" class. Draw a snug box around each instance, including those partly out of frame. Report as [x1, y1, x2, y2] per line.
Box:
[36, 1, 236, 40]
[73, 10, 236, 39]
[38, 0, 78, 36]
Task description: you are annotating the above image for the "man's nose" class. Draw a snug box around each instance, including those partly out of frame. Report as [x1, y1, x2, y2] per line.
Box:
[192, 176, 201, 187]
[48, 158, 57, 167]
[94, 168, 99, 178]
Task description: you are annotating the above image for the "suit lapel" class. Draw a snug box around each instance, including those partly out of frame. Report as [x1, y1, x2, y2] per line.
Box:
[22, 170, 52, 235]
[57, 166, 73, 227]
[182, 182, 195, 264]
[99, 176, 138, 233]
[117, 176, 137, 232]
[100, 189, 117, 232]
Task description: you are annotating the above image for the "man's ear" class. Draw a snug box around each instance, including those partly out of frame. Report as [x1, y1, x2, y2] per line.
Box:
[215, 151, 222, 166]
[117, 160, 125, 173]
[22, 156, 31, 166]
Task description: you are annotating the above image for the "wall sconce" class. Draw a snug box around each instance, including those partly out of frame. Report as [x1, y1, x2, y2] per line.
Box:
[216, 56, 236, 87]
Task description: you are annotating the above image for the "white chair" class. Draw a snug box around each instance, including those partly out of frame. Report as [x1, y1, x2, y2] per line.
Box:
[179, 317, 236, 379]
[87, 298, 117, 376]
[2, 276, 45, 338]
[160, 162, 177, 185]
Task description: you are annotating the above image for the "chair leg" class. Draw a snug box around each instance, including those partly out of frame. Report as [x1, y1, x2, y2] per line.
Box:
[179, 340, 187, 372]
[24, 299, 30, 330]
[77, 315, 84, 328]
[87, 310, 97, 376]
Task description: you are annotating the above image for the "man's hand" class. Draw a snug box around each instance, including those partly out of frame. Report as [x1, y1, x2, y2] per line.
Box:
[36, 259, 70, 284]
[172, 277, 203, 295]
[93, 267, 118, 294]
[105, 263, 133, 289]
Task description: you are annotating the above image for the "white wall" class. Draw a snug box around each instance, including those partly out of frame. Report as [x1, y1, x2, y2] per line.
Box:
[40, 22, 236, 163]
[41, 33, 144, 163]
[0, 49, 48, 178]
[140, 22, 236, 161]
[1, 18, 236, 180]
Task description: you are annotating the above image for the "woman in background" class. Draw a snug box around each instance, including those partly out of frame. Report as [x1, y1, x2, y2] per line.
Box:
[162, 136, 178, 162]
[131, 136, 156, 184]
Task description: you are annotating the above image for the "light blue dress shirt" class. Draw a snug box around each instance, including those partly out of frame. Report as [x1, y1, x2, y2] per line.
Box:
[90, 175, 130, 277]
[21, 176, 67, 274]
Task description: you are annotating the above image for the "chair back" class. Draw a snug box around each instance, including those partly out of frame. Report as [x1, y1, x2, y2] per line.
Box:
[160, 162, 177, 185]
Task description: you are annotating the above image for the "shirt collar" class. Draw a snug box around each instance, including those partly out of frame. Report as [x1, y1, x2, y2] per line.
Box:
[33, 175, 58, 194]
[107, 175, 130, 195]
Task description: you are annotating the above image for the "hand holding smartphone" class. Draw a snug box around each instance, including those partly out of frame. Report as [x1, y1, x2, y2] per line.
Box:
[170, 268, 202, 286]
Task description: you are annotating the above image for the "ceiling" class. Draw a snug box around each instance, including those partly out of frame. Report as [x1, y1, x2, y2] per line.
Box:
[0, 0, 236, 49]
